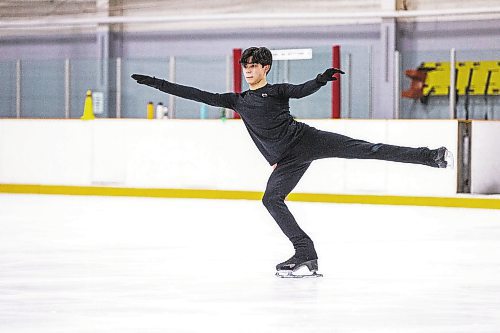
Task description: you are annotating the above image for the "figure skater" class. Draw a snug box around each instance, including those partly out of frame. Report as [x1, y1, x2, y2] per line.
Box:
[132, 46, 452, 278]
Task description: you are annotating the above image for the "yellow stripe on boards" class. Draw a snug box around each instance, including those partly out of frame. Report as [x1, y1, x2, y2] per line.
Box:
[0, 184, 499, 210]
[0, 184, 262, 200]
[287, 193, 500, 210]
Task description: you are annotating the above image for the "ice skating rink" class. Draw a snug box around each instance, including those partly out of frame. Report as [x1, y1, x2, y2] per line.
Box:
[1, 193, 499, 333]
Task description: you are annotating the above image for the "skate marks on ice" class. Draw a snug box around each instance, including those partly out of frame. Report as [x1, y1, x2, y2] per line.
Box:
[1, 194, 500, 333]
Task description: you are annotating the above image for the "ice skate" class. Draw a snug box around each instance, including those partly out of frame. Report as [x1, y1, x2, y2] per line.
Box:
[275, 256, 323, 278]
[431, 146, 454, 169]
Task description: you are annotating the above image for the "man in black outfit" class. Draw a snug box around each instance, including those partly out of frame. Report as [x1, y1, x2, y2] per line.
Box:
[132, 46, 452, 278]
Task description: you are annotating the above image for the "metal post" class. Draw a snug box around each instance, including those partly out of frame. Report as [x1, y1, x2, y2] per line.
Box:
[394, 50, 400, 119]
[64, 58, 71, 119]
[96, 0, 110, 118]
[283, 59, 289, 83]
[379, 17, 396, 119]
[116, 57, 122, 118]
[168, 56, 176, 119]
[384, 25, 390, 83]
[225, 54, 233, 119]
[368, 46, 373, 119]
[449, 48, 456, 119]
[457, 121, 471, 193]
[16, 59, 21, 118]
[346, 52, 352, 118]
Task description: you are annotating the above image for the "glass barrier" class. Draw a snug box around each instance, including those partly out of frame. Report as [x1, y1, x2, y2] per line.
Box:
[0, 60, 16, 118]
[70, 59, 99, 119]
[269, 47, 332, 119]
[121, 58, 170, 118]
[340, 45, 372, 119]
[175, 55, 227, 119]
[21, 59, 66, 118]
[2, 46, 496, 120]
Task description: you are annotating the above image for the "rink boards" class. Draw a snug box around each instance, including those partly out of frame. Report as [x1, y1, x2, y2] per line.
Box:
[0, 119, 499, 207]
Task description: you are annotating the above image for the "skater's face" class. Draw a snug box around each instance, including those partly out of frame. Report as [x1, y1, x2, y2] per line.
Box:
[242, 56, 269, 89]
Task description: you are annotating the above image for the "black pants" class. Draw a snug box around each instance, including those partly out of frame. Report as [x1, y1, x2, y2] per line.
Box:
[262, 126, 436, 260]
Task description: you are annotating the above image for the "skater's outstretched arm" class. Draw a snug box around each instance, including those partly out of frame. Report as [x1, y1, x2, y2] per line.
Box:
[131, 74, 237, 109]
[279, 68, 345, 99]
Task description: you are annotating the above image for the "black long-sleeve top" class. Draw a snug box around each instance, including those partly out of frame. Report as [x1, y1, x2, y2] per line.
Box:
[153, 78, 327, 165]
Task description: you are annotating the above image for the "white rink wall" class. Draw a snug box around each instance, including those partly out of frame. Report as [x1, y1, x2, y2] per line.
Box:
[471, 121, 500, 195]
[0, 119, 462, 196]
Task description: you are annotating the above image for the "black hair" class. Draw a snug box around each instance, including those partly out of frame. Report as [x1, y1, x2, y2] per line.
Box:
[239, 47, 273, 74]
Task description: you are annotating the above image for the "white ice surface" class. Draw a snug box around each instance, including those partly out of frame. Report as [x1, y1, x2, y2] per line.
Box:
[1, 193, 500, 333]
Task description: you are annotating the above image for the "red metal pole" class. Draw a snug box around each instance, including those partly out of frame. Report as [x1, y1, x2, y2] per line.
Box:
[232, 48, 242, 119]
[332, 45, 341, 119]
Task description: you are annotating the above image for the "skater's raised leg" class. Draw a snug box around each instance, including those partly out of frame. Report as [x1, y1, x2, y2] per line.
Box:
[291, 127, 453, 168]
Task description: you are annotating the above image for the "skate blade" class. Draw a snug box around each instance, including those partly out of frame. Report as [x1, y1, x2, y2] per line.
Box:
[275, 271, 323, 278]
[276, 265, 323, 278]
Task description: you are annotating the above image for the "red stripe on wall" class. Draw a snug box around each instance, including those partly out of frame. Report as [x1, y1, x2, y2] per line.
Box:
[232, 48, 242, 119]
[332, 45, 341, 119]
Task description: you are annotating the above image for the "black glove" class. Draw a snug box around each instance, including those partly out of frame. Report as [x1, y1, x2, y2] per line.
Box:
[316, 68, 345, 84]
[131, 74, 162, 88]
